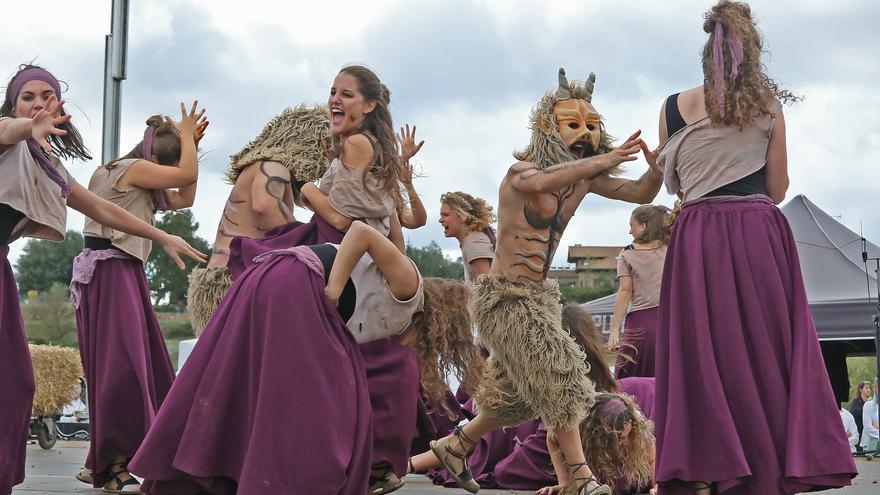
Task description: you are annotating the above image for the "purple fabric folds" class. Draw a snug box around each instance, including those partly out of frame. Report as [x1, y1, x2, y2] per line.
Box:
[69, 248, 134, 307]
[614, 307, 658, 379]
[654, 196, 857, 494]
[129, 247, 373, 494]
[74, 254, 175, 486]
[0, 245, 35, 494]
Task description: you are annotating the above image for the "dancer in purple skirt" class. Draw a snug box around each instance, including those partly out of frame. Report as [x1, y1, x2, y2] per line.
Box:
[71, 102, 208, 493]
[607, 205, 670, 378]
[129, 219, 481, 495]
[0, 64, 204, 495]
[651, 2, 857, 493]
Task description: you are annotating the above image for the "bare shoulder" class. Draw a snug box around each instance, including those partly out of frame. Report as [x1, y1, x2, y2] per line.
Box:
[257, 160, 292, 179]
[508, 160, 538, 175]
[341, 133, 375, 170]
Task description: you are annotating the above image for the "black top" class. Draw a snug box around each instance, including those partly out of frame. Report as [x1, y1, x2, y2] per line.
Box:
[665, 93, 768, 198]
[308, 243, 357, 323]
[84, 236, 114, 251]
[851, 396, 866, 434]
[0, 203, 25, 245]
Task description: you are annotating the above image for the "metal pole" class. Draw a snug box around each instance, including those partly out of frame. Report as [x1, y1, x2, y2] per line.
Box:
[101, 0, 129, 165]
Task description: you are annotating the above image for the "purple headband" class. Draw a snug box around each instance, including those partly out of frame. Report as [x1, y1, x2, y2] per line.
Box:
[8, 68, 62, 105]
[9, 68, 70, 198]
[598, 397, 628, 420]
[712, 20, 744, 118]
[483, 227, 497, 250]
[142, 124, 169, 211]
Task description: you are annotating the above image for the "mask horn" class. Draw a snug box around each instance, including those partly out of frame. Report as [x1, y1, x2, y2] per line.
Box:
[557, 67, 571, 100]
[584, 72, 596, 102]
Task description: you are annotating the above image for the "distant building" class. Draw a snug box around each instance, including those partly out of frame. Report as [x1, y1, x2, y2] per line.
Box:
[566, 244, 624, 288]
[547, 266, 579, 288]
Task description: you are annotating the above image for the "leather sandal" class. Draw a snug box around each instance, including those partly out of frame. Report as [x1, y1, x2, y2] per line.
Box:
[75, 467, 93, 484]
[369, 461, 405, 495]
[567, 462, 612, 495]
[101, 460, 141, 494]
[429, 425, 480, 493]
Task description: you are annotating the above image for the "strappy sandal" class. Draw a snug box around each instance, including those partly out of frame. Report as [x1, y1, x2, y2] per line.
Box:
[368, 461, 405, 495]
[74, 467, 93, 484]
[567, 462, 612, 495]
[429, 425, 480, 493]
[407, 457, 416, 475]
[102, 460, 142, 494]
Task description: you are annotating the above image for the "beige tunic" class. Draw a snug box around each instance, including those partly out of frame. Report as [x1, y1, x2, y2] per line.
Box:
[658, 101, 781, 203]
[616, 245, 666, 312]
[345, 248, 425, 344]
[460, 231, 495, 283]
[83, 159, 160, 262]
[0, 133, 76, 242]
[318, 158, 394, 236]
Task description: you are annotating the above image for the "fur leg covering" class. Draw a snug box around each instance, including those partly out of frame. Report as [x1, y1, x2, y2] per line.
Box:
[472, 275, 595, 431]
[187, 267, 232, 337]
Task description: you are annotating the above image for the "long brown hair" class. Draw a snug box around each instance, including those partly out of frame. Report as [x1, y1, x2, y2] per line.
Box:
[114, 115, 182, 166]
[561, 303, 616, 393]
[334, 65, 403, 205]
[411, 278, 484, 418]
[631, 205, 672, 245]
[701, 1, 799, 129]
[1, 64, 91, 162]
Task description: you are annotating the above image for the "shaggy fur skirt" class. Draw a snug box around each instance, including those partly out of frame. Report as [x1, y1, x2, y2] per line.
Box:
[472, 275, 595, 431]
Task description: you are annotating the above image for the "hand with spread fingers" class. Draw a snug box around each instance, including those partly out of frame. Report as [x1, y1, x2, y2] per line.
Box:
[165, 100, 206, 141]
[31, 94, 71, 152]
[160, 233, 207, 269]
[398, 123, 425, 164]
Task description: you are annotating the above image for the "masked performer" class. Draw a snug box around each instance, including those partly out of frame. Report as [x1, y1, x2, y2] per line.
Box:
[651, 2, 857, 493]
[129, 219, 482, 495]
[71, 102, 207, 493]
[607, 204, 671, 378]
[0, 64, 203, 495]
[419, 68, 661, 495]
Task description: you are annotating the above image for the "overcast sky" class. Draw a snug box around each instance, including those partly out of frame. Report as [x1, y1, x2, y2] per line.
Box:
[3, 0, 878, 267]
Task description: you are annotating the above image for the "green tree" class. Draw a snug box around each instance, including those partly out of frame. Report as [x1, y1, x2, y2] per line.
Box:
[146, 209, 211, 309]
[14, 230, 83, 295]
[21, 282, 78, 347]
[559, 285, 616, 304]
[406, 241, 464, 279]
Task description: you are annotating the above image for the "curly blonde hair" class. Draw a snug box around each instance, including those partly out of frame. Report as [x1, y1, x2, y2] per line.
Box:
[440, 191, 496, 233]
[514, 75, 616, 173]
[410, 277, 484, 418]
[702, 1, 799, 129]
[576, 393, 654, 491]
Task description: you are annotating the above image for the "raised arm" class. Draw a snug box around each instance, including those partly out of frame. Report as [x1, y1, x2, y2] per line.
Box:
[251, 161, 294, 232]
[509, 131, 642, 194]
[0, 95, 70, 151]
[66, 181, 205, 268]
[397, 124, 427, 229]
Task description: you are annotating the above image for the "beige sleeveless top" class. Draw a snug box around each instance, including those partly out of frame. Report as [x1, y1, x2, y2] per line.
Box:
[83, 159, 162, 261]
[616, 245, 666, 312]
[460, 231, 495, 283]
[318, 158, 394, 236]
[658, 100, 781, 203]
[0, 134, 76, 242]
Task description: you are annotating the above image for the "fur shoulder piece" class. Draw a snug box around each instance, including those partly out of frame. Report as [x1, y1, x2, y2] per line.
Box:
[227, 104, 331, 184]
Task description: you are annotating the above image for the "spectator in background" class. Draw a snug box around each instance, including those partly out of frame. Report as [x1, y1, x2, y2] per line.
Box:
[850, 380, 872, 452]
[861, 379, 879, 454]
[839, 405, 858, 453]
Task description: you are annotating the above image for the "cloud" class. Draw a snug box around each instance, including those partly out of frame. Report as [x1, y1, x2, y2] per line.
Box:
[2, 0, 878, 270]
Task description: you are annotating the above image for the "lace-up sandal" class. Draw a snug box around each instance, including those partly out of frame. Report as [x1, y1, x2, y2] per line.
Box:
[567, 462, 612, 495]
[368, 461, 405, 495]
[429, 425, 480, 493]
[75, 467, 93, 484]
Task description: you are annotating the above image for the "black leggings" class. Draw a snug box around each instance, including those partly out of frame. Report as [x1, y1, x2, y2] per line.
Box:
[308, 244, 357, 323]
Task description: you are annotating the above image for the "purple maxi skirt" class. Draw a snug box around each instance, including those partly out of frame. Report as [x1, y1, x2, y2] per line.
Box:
[614, 307, 658, 379]
[129, 248, 373, 494]
[0, 245, 35, 495]
[74, 255, 175, 485]
[230, 215, 422, 476]
[654, 196, 857, 494]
